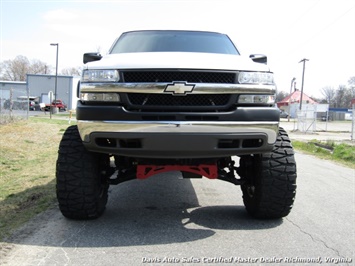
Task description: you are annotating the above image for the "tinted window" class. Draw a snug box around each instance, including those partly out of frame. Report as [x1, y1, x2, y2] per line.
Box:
[110, 31, 239, 55]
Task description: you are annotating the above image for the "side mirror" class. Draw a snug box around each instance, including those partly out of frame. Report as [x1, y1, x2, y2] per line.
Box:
[83, 53, 102, 64]
[250, 54, 267, 64]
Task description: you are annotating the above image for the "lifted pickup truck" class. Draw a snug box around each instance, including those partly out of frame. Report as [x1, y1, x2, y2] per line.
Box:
[56, 30, 297, 220]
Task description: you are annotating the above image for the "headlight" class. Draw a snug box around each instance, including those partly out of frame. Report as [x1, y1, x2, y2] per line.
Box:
[82, 69, 119, 82]
[238, 95, 275, 104]
[238, 72, 274, 84]
[80, 93, 120, 102]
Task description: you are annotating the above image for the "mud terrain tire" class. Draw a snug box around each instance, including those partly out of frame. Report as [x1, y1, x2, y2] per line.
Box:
[56, 125, 109, 219]
[239, 127, 297, 219]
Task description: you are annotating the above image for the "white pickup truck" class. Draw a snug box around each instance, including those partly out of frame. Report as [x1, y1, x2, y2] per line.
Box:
[56, 30, 297, 220]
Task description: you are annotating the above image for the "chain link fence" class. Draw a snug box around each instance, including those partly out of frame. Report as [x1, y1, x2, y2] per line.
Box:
[296, 105, 321, 134]
[0, 86, 31, 124]
[294, 103, 354, 141]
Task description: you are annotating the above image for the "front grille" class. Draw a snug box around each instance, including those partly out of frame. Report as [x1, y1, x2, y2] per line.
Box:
[128, 93, 231, 107]
[122, 71, 236, 83]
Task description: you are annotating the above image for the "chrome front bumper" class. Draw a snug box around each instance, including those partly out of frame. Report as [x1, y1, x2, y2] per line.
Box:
[77, 120, 279, 158]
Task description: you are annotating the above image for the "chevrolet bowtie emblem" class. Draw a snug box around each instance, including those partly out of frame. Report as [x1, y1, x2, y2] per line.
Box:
[164, 82, 195, 95]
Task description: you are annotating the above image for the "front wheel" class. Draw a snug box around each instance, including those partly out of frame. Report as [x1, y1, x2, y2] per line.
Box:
[239, 127, 297, 219]
[56, 125, 110, 219]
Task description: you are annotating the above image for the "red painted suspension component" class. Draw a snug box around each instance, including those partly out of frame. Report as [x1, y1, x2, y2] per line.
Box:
[136, 164, 218, 179]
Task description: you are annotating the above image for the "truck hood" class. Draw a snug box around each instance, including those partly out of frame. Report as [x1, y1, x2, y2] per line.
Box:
[85, 52, 271, 72]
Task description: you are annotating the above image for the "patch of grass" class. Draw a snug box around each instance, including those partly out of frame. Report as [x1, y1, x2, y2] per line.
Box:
[292, 140, 355, 168]
[29, 116, 75, 125]
[333, 143, 355, 163]
[0, 119, 71, 241]
[0, 181, 56, 239]
[0, 114, 26, 125]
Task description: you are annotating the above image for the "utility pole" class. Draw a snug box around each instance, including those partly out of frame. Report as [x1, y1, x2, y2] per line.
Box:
[290, 77, 296, 96]
[50, 43, 59, 113]
[299, 58, 309, 110]
[288, 77, 296, 121]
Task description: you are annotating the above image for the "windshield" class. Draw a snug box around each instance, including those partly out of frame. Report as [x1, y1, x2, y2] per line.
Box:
[110, 31, 239, 55]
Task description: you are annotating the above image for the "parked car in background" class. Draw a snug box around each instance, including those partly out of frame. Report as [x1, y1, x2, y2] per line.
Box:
[3, 96, 40, 111]
[279, 110, 289, 118]
[43, 100, 67, 111]
[29, 100, 40, 111]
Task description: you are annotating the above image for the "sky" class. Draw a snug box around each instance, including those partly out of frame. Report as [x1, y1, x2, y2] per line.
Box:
[0, 0, 354, 98]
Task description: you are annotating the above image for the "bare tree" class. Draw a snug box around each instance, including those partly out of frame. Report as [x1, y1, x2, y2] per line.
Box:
[0, 55, 30, 81]
[61, 67, 82, 76]
[334, 85, 353, 108]
[95, 45, 102, 54]
[321, 86, 335, 106]
[348, 76, 355, 99]
[94, 45, 107, 55]
[0, 55, 52, 81]
[348, 76, 355, 86]
[29, 59, 51, 74]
